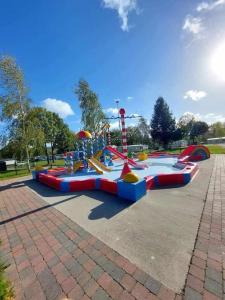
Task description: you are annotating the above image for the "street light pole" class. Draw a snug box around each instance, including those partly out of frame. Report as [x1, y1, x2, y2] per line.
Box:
[115, 99, 121, 130]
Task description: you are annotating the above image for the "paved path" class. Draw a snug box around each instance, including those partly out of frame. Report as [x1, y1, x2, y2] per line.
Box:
[0, 155, 224, 299]
[28, 157, 213, 292]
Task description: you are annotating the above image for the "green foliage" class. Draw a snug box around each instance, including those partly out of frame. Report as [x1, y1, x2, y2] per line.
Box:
[190, 121, 209, 143]
[0, 241, 14, 300]
[137, 117, 151, 145]
[209, 122, 225, 138]
[177, 112, 196, 139]
[75, 79, 105, 133]
[150, 97, 176, 149]
[0, 55, 32, 170]
[26, 107, 75, 162]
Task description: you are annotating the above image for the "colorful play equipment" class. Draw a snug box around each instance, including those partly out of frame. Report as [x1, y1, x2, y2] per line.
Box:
[138, 152, 148, 161]
[32, 109, 210, 202]
[178, 145, 210, 162]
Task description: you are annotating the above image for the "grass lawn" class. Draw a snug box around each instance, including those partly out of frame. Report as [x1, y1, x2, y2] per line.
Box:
[0, 159, 65, 180]
[204, 144, 225, 154]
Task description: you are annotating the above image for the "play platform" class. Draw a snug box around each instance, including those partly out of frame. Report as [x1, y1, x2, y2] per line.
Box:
[32, 144, 210, 202]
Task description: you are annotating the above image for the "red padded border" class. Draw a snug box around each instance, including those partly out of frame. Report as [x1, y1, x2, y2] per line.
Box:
[69, 179, 96, 192]
[99, 179, 118, 194]
[157, 173, 185, 186]
[39, 173, 62, 190]
[145, 176, 155, 190]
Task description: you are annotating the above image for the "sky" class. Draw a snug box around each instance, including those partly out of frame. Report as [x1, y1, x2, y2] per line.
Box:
[0, 0, 225, 131]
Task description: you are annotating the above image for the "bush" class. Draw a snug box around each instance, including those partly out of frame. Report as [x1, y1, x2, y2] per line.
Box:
[0, 242, 14, 300]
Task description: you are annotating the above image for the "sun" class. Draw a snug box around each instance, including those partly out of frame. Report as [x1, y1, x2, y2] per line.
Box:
[210, 41, 225, 82]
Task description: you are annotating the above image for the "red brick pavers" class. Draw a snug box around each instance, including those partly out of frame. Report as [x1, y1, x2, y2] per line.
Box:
[0, 179, 177, 300]
[0, 155, 224, 300]
[184, 155, 225, 300]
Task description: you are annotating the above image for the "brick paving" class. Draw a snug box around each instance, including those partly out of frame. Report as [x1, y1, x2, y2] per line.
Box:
[0, 155, 224, 300]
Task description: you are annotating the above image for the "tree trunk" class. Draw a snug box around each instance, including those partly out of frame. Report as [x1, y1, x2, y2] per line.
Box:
[51, 143, 54, 163]
[25, 144, 31, 172]
[45, 143, 50, 164]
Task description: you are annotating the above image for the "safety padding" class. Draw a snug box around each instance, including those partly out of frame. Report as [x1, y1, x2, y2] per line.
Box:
[156, 173, 185, 186]
[179, 145, 210, 161]
[117, 179, 146, 202]
[48, 167, 66, 176]
[99, 179, 118, 194]
[69, 179, 96, 192]
[32, 169, 48, 180]
[39, 173, 62, 190]
[145, 176, 155, 190]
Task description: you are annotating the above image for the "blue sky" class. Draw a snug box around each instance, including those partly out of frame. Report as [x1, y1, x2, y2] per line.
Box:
[1, 0, 225, 131]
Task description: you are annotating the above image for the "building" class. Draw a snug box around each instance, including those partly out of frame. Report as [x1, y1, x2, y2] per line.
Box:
[207, 137, 225, 144]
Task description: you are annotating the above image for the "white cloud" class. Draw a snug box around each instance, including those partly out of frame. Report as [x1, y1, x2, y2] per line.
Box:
[110, 121, 120, 129]
[103, 107, 119, 115]
[196, 0, 225, 12]
[127, 96, 133, 101]
[182, 16, 204, 35]
[43, 98, 74, 118]
[184, 90, 207, 101]
[183, 111, 225, 124]
[102, 0, 137, 31]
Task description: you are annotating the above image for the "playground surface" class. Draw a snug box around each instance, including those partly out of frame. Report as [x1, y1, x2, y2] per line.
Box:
[1, 155, 224, 300]
[27, 156, 214, 293]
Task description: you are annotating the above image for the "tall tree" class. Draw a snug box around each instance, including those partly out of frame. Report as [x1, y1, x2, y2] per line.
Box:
[26, 107, 75, 163]
[137, 117, 151, 144]
[75, 79, 105, 133]
[210, 122, 225, 138]
[178, 112, 196, 140]
[150, 97, 176, 149]
[190, 121, 209, 143]
[0, 56, 32, 170]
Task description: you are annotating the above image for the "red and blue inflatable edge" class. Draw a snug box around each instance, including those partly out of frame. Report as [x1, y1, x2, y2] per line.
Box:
[32, 162, 198, 203]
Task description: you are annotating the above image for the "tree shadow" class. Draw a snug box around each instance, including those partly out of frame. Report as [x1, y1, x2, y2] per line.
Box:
[0, 194, 80, 225]
[25, 179, 131, 220]
[0, 180, 27, 192]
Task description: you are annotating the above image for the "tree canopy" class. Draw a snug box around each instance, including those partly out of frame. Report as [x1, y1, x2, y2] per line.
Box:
[75, 79, 105, 133]
[150, 97, 177, 149]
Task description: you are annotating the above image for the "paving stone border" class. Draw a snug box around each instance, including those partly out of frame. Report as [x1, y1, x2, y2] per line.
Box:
[0, 155, 224, 299]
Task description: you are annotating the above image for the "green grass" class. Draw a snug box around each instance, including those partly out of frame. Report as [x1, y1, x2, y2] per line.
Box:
[0, 242, 14, 300]
[0, 159, 65, 180]
[204, 144, 225, 154]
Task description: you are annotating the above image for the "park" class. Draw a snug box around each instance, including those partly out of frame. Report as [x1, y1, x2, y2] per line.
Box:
[1, 1, 225, 300]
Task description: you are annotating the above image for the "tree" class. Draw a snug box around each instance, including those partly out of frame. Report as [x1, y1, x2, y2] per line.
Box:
[75, 79, 105, 133]
[210, 122, 225, 138]
[177, 112, 196, 139]
[190, 121, 209, 143]
[137, 117, 151, 145]
[0, 56, 32, 170]
[150, 97, 176, 149]
[26, 107, 75, 163]
[126, 126, 142, 145]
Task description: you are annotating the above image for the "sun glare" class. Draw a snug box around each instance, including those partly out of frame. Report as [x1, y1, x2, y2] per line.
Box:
[210, 41, 225, 82]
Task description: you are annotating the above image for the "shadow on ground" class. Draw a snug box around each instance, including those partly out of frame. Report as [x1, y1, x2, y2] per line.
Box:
[25, 179, 131, 220]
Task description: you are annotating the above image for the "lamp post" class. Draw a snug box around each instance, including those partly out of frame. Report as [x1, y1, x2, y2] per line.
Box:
[115, 99, 121, 131]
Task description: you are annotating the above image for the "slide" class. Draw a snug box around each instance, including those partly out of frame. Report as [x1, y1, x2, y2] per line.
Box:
[178, 145, 210, 161]
[94, 150, 102, 159]
[91, 157, 112, 172]
[178, 145, 196, 158]
[105, 146, 147, 169]
[73, 161, 82, 173]
[88, 159, 103, 174]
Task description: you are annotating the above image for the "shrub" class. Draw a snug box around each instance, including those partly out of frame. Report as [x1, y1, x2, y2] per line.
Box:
[0, 242, 14, 300]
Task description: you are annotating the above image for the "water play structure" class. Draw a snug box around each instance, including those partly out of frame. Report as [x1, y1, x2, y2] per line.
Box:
[32, 109, 210, 202]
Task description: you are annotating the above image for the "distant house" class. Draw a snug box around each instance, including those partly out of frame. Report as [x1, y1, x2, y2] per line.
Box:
[117, 144, 148, 153]
[207, 137, 225, 144]
[171, 140, 188, 149]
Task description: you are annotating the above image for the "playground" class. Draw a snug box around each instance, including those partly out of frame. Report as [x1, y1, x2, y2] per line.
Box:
[32, 108, 210, 202]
